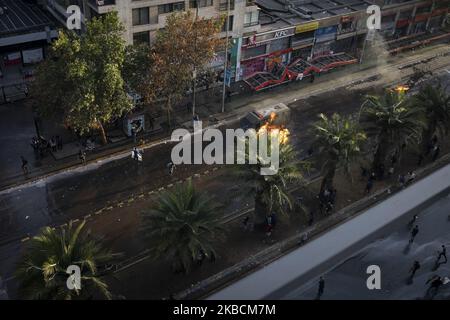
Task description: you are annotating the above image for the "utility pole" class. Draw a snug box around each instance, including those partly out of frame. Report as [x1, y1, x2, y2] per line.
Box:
[192, 2, 199, 117]
[221, 0, 230, 113]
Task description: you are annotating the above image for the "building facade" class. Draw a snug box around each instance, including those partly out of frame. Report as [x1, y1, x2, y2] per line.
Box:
[41, 0, 449, 84]
[235, 0, 449, 81]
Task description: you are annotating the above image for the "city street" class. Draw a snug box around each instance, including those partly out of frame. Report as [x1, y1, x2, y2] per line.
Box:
[283, 191, 450, 300]
[1, 50, 450, 298]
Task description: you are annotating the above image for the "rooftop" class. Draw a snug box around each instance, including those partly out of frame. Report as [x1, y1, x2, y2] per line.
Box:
[257, 0, 374, 28]
[0, 0, 54, 36]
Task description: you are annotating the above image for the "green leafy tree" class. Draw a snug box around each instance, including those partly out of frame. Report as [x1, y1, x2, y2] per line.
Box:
[16, 220, 116, 300]
[234, 132, 309, 224]
[32, 12, 133, 144]
[361, 90, 425, 170]
[142, 11, 224, 128]
[411, 82, 450, 153]
[313, 113, 366, 193]
[141, 181, 224, 273]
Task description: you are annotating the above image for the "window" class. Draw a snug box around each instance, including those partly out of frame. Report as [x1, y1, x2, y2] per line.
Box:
[221, 15, 233, 32]
[132, 7, 150, 26]
[133, 31, 150, 45]
[189, 0, 213, 8]
[219, 0, 235, 11]
[158, 1, 185, 14]
[244, 11, 259, 27]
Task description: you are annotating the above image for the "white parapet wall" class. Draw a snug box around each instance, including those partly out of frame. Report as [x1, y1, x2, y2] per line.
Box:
[208, 163, 450, 300]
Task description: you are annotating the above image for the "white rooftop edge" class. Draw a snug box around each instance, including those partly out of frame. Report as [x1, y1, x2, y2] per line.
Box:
[208, 163, 450, 300]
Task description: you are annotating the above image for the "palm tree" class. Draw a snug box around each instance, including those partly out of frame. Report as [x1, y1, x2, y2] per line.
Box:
[234, 135, 309, 224]
[141, 181, 223, 274]
[411, 82, 450, 154]
[16, 220, 115, 300]
[312, 113, 366, 193]
[361, 90, 425, 171]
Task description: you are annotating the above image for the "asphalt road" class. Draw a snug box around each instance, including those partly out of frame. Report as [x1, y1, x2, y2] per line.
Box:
[282, 190, 450, 300]
[0, 68, 449, 296]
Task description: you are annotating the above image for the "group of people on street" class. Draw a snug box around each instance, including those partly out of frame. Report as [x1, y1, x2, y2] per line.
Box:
[315, 214, 448, 299]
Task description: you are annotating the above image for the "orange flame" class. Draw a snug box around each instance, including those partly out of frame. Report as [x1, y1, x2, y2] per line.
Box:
[394, 85, 409, 93]
[257, 113, 290, 144]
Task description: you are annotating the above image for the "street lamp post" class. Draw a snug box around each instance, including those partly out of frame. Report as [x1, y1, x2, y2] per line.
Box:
[221, 0, 230, 113]
[192, 3, 199, 117]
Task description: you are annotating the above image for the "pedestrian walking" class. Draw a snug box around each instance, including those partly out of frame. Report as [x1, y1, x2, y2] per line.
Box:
[308, 210, 315, 226]
[50, 137, 57, 152]
[388, 166, 394, 177]
[409, 260, 421, 278]
[398, 174, 406, 188]
[426, 275, 444, 299]
[406, 171, 416, 184]
[407, 215, 418, 229]
[310, 73, 315, 83]
[437, 245, 447, 264]
[316, 276, 325, 299]
[432, 145, 440, 162]
[242, 216, 250, 230]
[167, 161, 176, 175]
[409, 225, 419, 243]
[365, 179, 374, 194]
[78, 150, 86, 165]
[391, 153, 398, 166]
[20, 156, 28, 175]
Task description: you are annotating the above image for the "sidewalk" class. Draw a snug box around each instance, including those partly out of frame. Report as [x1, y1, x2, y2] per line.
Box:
[1, 43, 449, 191]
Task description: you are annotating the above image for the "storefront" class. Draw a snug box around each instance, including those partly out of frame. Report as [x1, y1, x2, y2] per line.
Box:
[291, 22, 318, 60]
[312, 25, 338, 58]
[240, 27, 294, 79]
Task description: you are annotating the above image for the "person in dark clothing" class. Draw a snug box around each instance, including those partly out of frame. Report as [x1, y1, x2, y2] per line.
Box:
[360, 166, 368, 180]
[317, 276, 325, 299]
[50, 137, 57, 152]
[79, 150, 86, 165]
[310, 73, 315, 83]
[242, 216, 250, 230]
[417, 154, 424, 166]
[365, 179, 374, 194]
[409, 260, 421, 278]
[437, 245, 447, 264]
[391, 153, 398, 166]
[426, 275, 444, 299]
[56, 135, 63, 150]
[308, 210, 315, 226]
[20, 156, 29, 175]
[432, 145, 440, 161]
[409, 225, 419, 243]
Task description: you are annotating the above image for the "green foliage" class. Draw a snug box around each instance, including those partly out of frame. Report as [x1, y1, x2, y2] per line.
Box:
[141, 181, 224, 273]
[313, 113, 366, 191]
[411, 82, 450, 148]
[16, 220, 116, 300]
[32, 12, 133, 143]
[361, 90, 425, 168]
[234, 134, 309, 219]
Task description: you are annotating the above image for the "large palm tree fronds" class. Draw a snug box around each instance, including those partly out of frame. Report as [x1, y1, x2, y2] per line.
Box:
[362, 90, 426, 150]
[141, 181, 224, 273]
[16, 220, 115, 300]
[232, 131, 310, 218]
[411, 82, 450, 143]
[313, 113, 366, 177]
